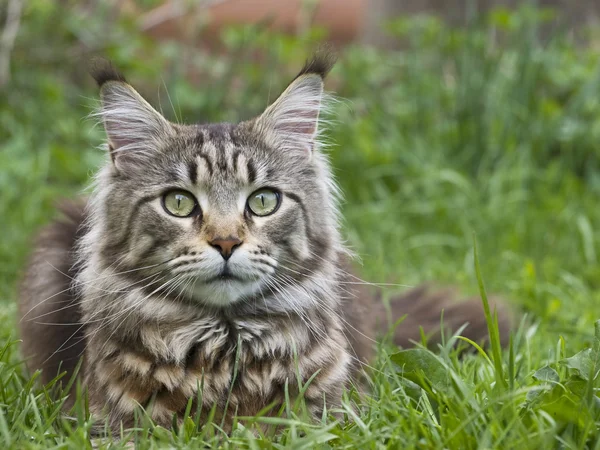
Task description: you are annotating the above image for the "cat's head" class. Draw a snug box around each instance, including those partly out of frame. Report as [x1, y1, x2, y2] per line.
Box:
[88, 53, 342, 310]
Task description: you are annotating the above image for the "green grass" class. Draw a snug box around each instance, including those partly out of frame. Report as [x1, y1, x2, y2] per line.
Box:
[3, 1, 600, 448]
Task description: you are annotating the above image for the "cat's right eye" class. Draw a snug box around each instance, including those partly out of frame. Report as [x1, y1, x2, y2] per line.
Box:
[162, 190, 198, 218]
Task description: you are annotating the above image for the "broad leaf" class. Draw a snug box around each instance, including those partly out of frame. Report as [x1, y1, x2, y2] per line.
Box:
[391, 349, 451, 392]
[560, 349, 595, 381]
[532, 365, 559, 383]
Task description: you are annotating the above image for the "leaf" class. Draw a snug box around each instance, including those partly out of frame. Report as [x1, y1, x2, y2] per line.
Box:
[560, 348, 594, 380]
[182, 416, 196, 442]
[151, 426, 172, 442]
[564, 379, 588, 397]
[391, 349, 451, 392]
[524, 383, 593, 428]
[532, 366, 559, 383]
[525, 385, 550, 404]
[540, 392, 591, 428]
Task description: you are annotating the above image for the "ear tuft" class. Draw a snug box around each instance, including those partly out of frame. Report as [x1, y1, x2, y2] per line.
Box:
[89, 61, 173, 170]
[88, 57, 127, 87]
[253, 49, 337, 156]
[295, 47, 337, 80]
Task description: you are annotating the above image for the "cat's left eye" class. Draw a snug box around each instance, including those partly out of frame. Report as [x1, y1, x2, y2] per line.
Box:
[247, 188, 280, 217]
[162, 190, 198, 217]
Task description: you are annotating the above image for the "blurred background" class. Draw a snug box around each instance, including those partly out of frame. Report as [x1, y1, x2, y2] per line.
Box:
[3, 0, 600, 344]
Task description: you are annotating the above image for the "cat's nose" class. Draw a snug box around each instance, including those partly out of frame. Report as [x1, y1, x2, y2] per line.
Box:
[209, 237, 242, 260]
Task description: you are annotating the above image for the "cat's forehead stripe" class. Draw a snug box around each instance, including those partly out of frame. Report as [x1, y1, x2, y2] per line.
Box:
[215, 140, 232, 173]
[246, 158, 257, 184]
[188, 132, 258, 185]
[232, 150, 248, 182]
[187, 159, 197, 185]
[194, 154, 214, 182]
[193, 127, 204, 148]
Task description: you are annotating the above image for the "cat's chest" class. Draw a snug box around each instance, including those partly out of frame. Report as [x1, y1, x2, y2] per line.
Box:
[88, 315, 326, 425]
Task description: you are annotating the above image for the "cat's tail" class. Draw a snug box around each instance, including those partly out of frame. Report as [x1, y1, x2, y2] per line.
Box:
[18, 199, 88, 390]
[344, 278, 513, 364]
[388, 285, 512, 347]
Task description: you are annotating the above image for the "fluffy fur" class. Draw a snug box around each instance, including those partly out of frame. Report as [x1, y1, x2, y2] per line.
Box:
[19, 54, 511, 432]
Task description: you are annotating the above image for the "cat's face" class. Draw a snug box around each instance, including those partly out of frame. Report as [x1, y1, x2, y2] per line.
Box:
[92, 57, 340, 308]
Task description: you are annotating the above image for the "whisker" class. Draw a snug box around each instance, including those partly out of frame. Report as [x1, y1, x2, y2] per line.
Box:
[20, 257, 175, 321]
[278, 254, 414, 289]
[41, 274, 167, 364]
[265, 273, 390, 378]
[28, 272, 165, 323]
[94, 276, 181, 357]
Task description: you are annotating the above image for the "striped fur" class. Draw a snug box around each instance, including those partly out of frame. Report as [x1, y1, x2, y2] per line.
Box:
[19, 54, 511, 433]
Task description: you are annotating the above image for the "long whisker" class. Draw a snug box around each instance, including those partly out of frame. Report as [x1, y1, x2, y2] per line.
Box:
[278, 253, 414, 289]
[266, 273, 390, 378]
[28, 272, 165, 323]
[20, 257, 175, 321]
[40, 274, 168, 364]
[93, 276, 181, 357]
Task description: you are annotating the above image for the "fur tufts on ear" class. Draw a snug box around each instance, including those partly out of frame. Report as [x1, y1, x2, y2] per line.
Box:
[254, 49, 336, 156]
[89, 59, 173, 170]
[294, 48, 337, 80]
[88, 57, 127, 87]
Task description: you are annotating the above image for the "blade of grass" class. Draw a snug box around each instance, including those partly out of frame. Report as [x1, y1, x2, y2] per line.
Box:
[473, 232, 506, 388]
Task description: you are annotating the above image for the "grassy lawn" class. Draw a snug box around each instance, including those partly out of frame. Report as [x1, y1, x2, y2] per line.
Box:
[3, 2, 600, 448]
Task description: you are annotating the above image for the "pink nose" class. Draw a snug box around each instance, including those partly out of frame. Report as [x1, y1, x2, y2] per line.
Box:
[209, 237, 242, 260]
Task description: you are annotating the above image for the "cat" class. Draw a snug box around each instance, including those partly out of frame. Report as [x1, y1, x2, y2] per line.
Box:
[18, 51, 511, 432]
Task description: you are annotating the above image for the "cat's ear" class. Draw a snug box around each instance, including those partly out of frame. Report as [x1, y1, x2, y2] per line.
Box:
[89, 59, 174, 170]
[254, 51, 336, 156]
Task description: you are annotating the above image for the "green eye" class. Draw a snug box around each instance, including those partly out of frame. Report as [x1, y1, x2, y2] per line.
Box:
[247, 189, 280, 216]
[162, 190, 197, 217]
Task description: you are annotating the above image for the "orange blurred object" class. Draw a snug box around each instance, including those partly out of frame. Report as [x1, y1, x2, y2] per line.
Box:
[137, 0, 365, 45]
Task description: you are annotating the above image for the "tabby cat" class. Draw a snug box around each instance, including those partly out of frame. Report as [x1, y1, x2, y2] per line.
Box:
[19, 53, 510, 432]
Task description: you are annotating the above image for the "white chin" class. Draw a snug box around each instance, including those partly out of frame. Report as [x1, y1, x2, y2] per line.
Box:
[189, 278, 263, 307]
